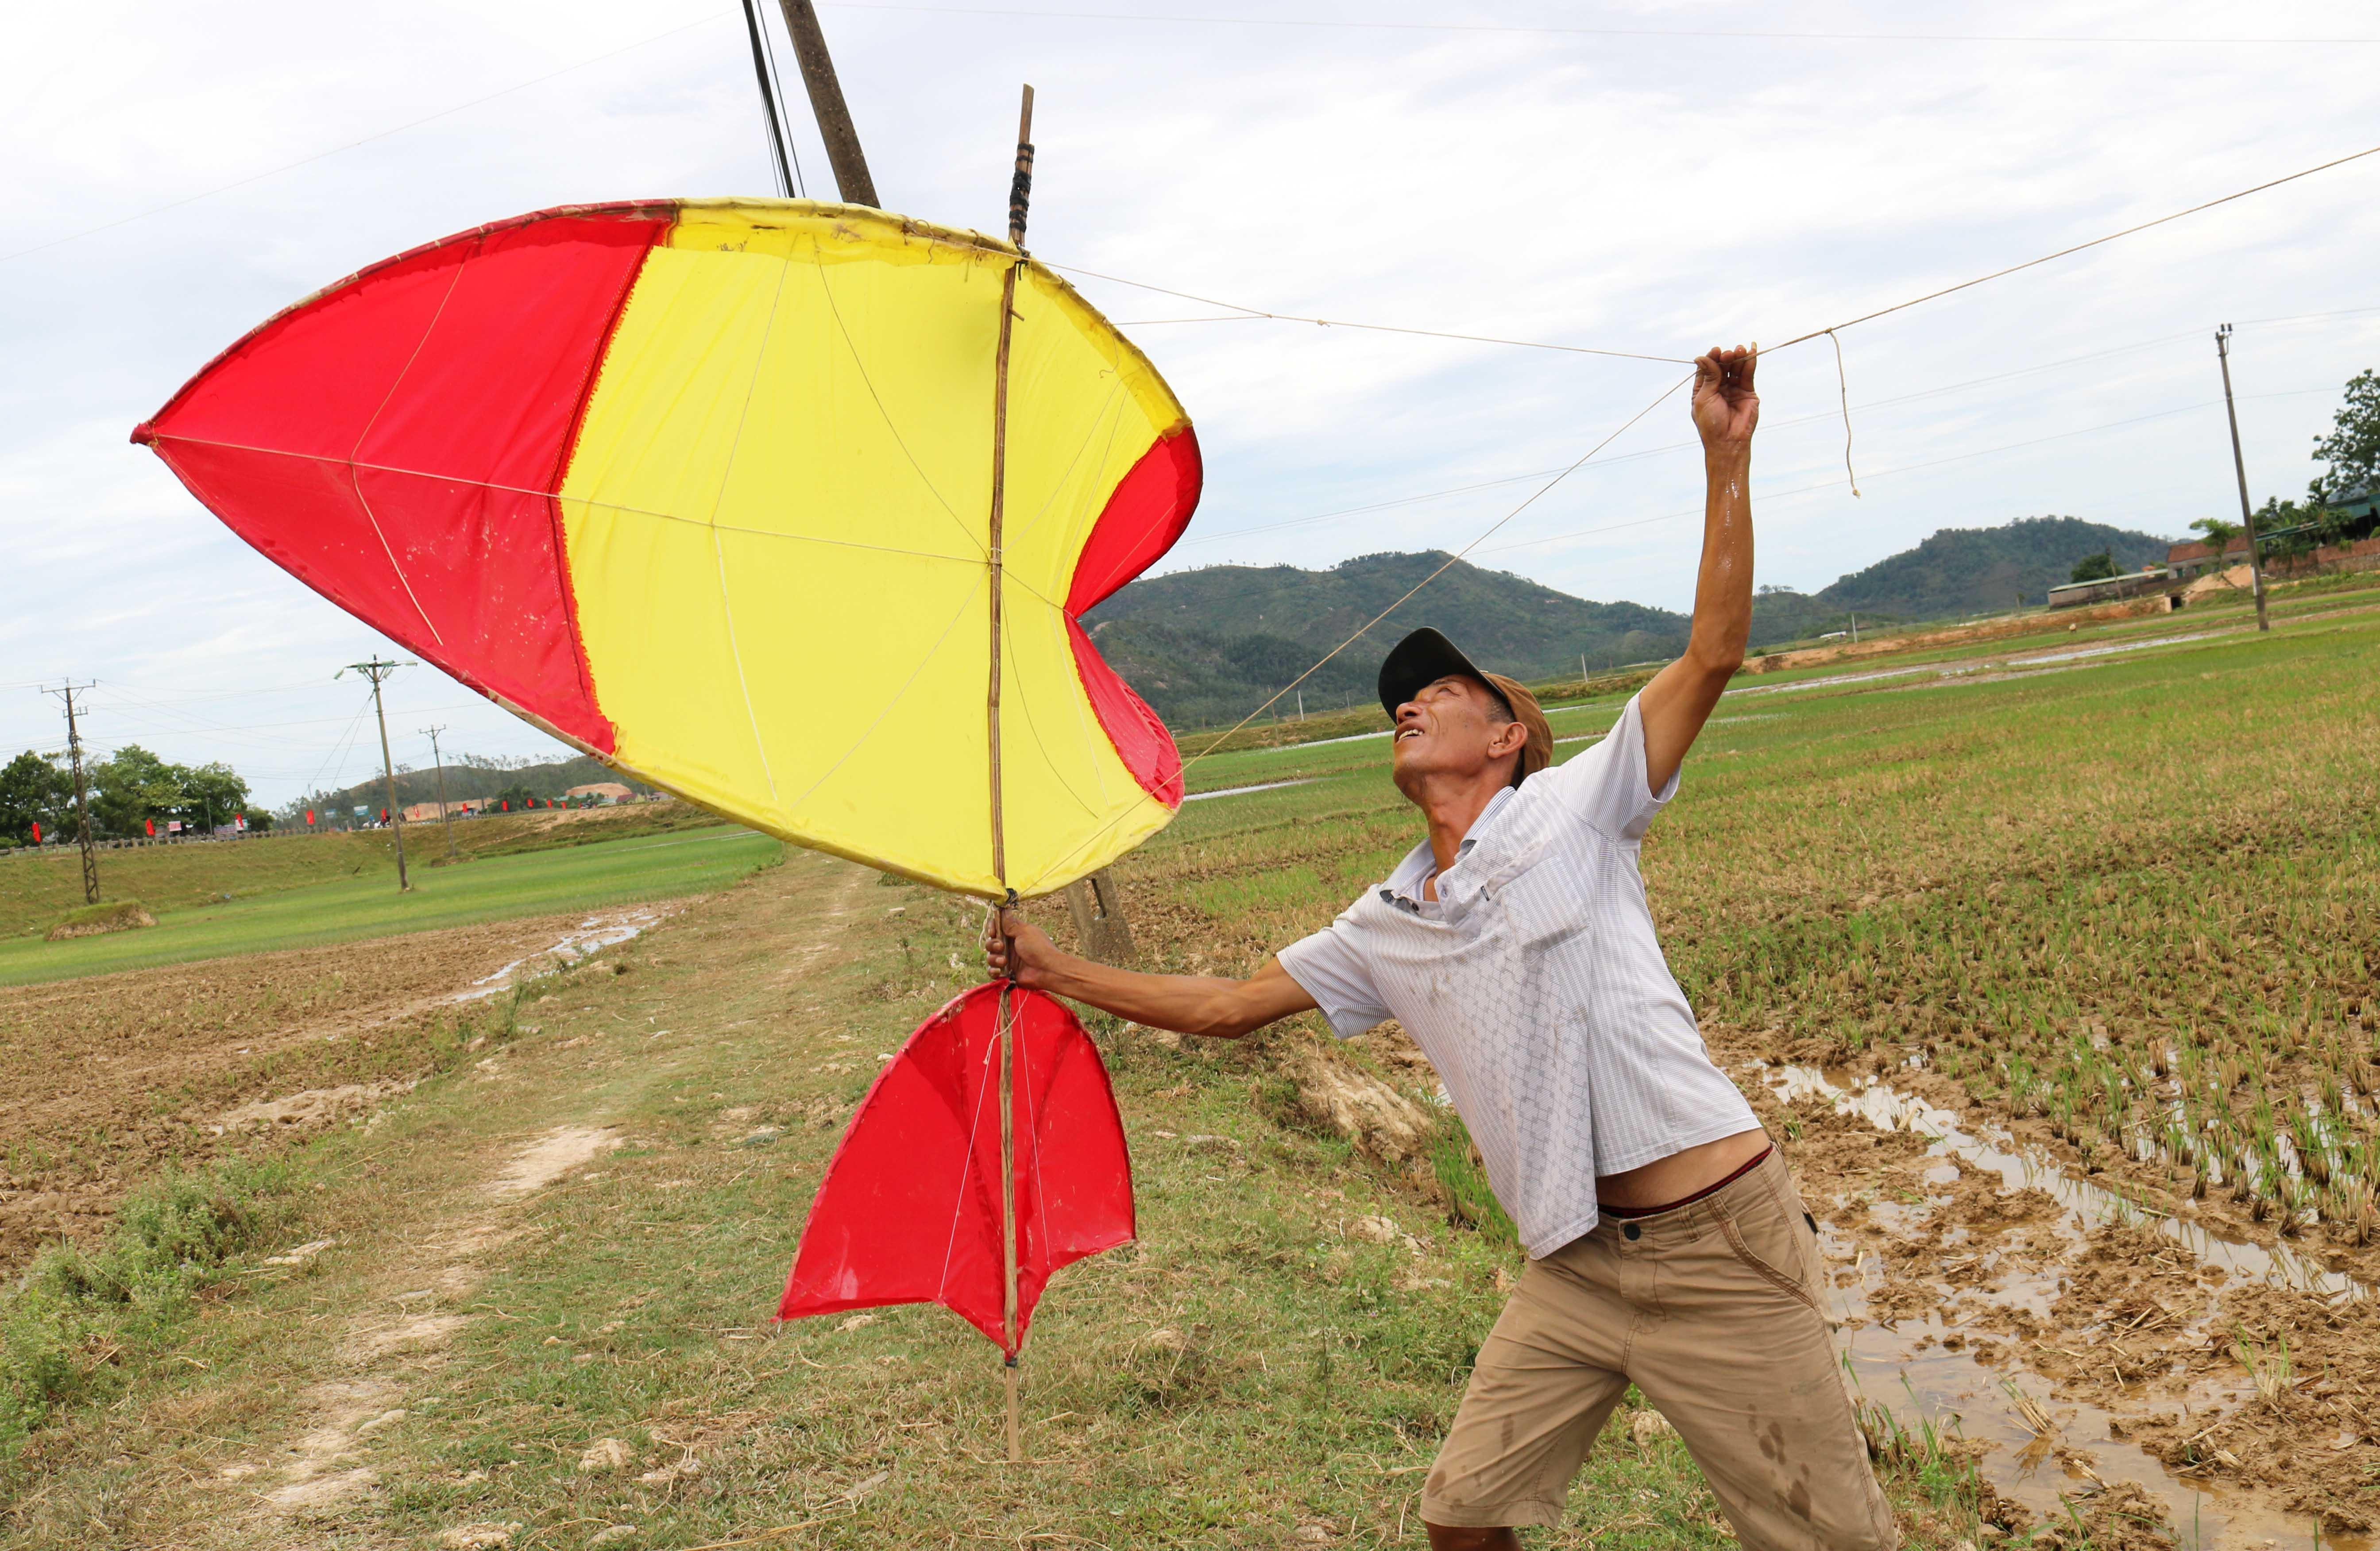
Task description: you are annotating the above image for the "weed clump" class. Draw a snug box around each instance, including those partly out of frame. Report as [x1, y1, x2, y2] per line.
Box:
[0, 1156, 298, 1462]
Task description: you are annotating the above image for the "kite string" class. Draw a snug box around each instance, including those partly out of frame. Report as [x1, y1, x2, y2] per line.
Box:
[1053, 139, 2380, 380]
[1767, 139, 2380, 353]
[1044, 261, 1695, 365]
[1184, 370, 1693, 766]
[1153, 134, 2380, 712]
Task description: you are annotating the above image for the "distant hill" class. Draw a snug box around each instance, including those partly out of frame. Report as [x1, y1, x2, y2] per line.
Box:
[1084, 552, 1689, 728]
[292, 752, 652, 821]
[1814, 515, 2173, 620]
[1090, 516, 2179, 728]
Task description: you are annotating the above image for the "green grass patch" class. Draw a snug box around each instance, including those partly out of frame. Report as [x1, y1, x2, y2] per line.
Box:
[0, 826, 781, 985]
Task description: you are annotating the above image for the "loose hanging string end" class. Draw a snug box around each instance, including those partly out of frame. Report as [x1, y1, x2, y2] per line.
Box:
[1826, 329, 1862, 498]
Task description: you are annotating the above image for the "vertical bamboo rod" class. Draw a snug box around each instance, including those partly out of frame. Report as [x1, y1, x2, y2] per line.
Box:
[987, 81, 1035, 1468]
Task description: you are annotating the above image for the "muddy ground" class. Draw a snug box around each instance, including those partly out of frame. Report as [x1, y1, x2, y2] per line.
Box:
[1718, 1036, 2378, 1546]
[0, 903, 680, 1273]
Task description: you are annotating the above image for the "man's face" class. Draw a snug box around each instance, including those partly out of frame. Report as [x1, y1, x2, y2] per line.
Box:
[1391, 675, 1517, 798]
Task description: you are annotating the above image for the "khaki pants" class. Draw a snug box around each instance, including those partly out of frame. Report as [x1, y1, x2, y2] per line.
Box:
[1422, 1150, 1896, 1548]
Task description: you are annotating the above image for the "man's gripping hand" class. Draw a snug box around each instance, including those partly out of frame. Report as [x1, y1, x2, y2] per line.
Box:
[983, 907, 1058, 988]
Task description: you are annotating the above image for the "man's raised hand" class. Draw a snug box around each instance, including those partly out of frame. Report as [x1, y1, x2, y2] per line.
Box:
[1692, 344, 1758, 448]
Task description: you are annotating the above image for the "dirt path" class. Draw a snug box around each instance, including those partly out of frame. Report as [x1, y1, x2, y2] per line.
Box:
[236, 1121, 624, 1539]
[181, 862, 874, 1550]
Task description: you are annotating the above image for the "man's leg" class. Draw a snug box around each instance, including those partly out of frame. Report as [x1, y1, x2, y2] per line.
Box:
[1421, 1238, 1634, 1541]
[1625, 1153, 1896, 1551]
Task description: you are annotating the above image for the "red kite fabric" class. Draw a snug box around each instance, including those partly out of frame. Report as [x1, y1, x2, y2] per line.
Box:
[779, 983, 1134, 1354]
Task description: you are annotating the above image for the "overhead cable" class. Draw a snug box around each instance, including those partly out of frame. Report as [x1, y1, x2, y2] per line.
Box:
[823, 4, 2380, 46]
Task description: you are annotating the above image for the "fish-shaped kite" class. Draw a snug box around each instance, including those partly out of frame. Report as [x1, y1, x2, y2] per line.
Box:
[132, 195, 1200, 1417]
[134, 198, 1198, 896]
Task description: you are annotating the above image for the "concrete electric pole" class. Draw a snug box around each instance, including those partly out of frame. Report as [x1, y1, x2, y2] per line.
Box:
[421, 724, 459, 862]
[42, 683, 100, 905]
[339, 658, 416, 891]
[2215, 324, 2272, 633]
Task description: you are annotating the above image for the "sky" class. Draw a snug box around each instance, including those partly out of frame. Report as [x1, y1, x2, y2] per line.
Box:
[5, 1, 2378, 807]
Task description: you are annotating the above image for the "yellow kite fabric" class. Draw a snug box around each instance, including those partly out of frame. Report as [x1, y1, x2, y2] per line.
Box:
[133, 199, 1202, 896]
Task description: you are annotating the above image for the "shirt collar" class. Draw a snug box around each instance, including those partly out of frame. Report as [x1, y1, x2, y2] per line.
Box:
[1380, 785, 1517, 910]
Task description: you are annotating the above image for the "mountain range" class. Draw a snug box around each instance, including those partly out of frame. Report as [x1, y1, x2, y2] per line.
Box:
[1085, 515, 2173, 728]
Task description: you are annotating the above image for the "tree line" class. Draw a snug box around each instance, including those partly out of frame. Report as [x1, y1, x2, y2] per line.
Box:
[0, 745, 261, 848]
[2191, 367, 2380, 561]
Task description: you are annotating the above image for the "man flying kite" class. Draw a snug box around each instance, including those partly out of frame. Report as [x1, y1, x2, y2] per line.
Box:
[988, 345, 1895, 1549]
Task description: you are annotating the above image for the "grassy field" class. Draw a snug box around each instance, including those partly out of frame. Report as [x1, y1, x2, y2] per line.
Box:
[3, 577, 2374, 1546]
[0, 801, 733, 941]
[0, 823, 779, 985]
[1, 858, 1991, 1551]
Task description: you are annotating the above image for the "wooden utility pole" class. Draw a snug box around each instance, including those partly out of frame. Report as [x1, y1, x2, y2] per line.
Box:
[340, 658, 415, 891]
[2215, 324, 2271, 633]
[1064, 869, 1136, 965]
[776, 0, 877, 205]
[43, 683, 100, 904]
[421, 724, 459, 862]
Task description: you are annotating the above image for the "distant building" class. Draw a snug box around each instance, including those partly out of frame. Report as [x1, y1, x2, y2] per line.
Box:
[2048, 567, 2176, 609]
[566, 782, 637, 805]
[2168, 535, 2251, 580]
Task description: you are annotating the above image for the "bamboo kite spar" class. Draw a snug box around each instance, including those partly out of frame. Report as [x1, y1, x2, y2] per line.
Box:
[131, 87, 1192, 1465]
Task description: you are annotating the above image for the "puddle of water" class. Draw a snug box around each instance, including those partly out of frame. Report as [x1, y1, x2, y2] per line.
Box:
[1183, 778, 1319, 802]
[1775, 1065, 2365, 1297]
[1766, 1063, 2372, 1548]
[449, 907, 664, 1002]
[1731, 627, 2233, 703]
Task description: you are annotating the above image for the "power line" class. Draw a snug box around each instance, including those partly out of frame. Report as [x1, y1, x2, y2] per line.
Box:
[821, 3, 2380, 46]
[739, 0, 799, 197]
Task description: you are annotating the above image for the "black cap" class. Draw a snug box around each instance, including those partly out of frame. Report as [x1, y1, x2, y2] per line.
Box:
[1378, 627, 1500, 718]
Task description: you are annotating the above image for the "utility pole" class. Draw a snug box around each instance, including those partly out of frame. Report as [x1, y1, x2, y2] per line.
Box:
[42, 683, 100, 905]
[339, 658, 416, 891]
[2215, 324, 2271, 633]
[776, 0, 877, 205]
[421, 724, 458, 862]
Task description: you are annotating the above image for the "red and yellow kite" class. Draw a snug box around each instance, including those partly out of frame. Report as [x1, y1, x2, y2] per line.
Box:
[134, 199, 1200, 897]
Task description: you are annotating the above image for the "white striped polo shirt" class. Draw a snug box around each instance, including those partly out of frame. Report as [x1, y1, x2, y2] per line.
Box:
[1277, 692, 1759, 1259]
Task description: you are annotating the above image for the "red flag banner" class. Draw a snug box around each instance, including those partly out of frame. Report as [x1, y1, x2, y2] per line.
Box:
[30, 822, 40, 845]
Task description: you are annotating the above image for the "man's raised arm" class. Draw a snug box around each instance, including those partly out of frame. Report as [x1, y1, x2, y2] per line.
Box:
[985, 910, 1317, 1039]
[1640, 344, 1758, 793]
